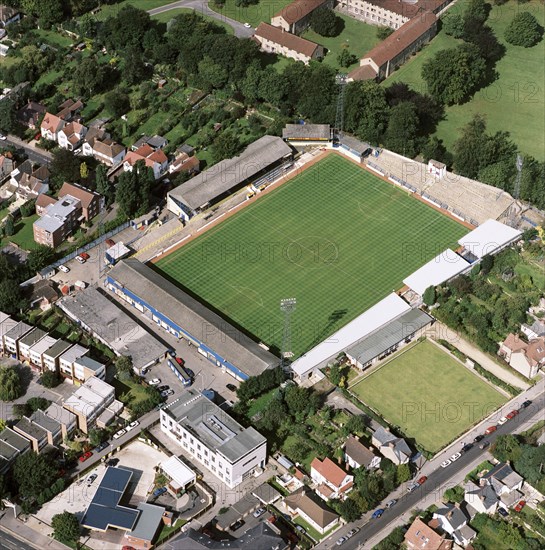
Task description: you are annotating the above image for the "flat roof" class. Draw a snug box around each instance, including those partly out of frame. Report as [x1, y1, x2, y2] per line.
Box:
[161, 455, 196, 487]
[107, 259, 278, 377]
[63, 378, 113, 417]
[291, 293, 411, 376]
[43, 339, 73, 359]
[29, 335, 58, 356]
[4, 321, 32, 342]
[168, 135, 292, 210]
[0, 317, 17, 339]
[13, 417, 47, 441]
[458, 219, 522, 259]
[75, 355, 104, 372]
[346, 308, 434, 366]
[129, 502, 165, 541]
[45, 403, 76, 427]
[82, 467, 140, 531]
[0, 427, 31, 454]
[106, 242, 131, 260]
[30, 410, 60, 434]
[59, 343, 88, 364]
[403, 249, 470, 295]
[19, 327, 48, 348]
[58, 287, 168, 371]
[164, 388, 266, 464]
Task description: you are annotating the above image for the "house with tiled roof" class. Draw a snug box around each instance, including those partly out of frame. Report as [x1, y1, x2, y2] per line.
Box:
[404, 517, 453, 550]
[40, 113, 65, 141]
[93, 139, 126, 167]
[464, 480, 498, 515]
[498, 333, 545, 379]
[433, 503, 476, 547]
[58, 121, 88, 151]
[372, 427, 412, 465]
[282, 487, 340, 535]
[480, 462, 524, 508]
[123, 144, 168, 180]
[348, 11, 438, 81]
[344, 436, 381, 470]
[271, 0, 334, 34]
[56, 98, 83, 122]
[168, 150, 200, 176]
[0, 5, 20, 27]
[35, 193, 57, 215]
[15, 165, 50, 201]
[0, 154, 14, 180]
[254, 22, 324, 64]
[17, 101, 46, 129]
[310, 456, 354, 501]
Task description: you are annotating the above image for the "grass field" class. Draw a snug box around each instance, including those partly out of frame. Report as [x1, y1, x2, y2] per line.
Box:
[351, 340, 506, 453]
[151, 7, 235, 33]
[385, 0, 545, 160]
[155, 154, 467, 356]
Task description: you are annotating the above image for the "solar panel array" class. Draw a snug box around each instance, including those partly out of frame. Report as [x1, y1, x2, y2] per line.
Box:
[81, 467, 139, 531]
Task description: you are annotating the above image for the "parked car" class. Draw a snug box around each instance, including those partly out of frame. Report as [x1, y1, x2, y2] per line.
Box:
[521, 400, 532, 408]
[441, 459, 451, 468]
[157, 385, 169, 392]
[474, 434, 485, 443]
[450, 452, 462, 462]
[385, 499, 397, 509]
[244, 22, 251, 28]
[94, 441, 108, 452]
[79, 451, 92, 462]
[231, 519, 245, 531]
[148, 378, 161, 386]
[126, 421, 139, 431]
[226, 383, 237, 392]
[58, 264, 70, 273]
[253, 507, 266, 518]
[498, 416, 508, 425]
[75, 255, 86, 264]
[407, 482, 420, 493]
[506, 410, 519, 419]
[498, 508, 509, 517]
[295, 525, 306, 534]
[161, 389, 174, 397]
[480, 441, 491, 449]
[153, 487, 167, 498]
[347, 528, 359, 537]
[87, 473, 98, 486]
[106, 458, 119, 467]
[155, 402, 167, 411]
[113, 429, 126, 439]
[336, 536, 347, 546]
[80, 252, 90, 260]
[461, 443, 474, 453]
[417, 476, 428, 485]
[485, 426, 497, 435]
[372, 509, 384, 519]
[514, 500, 526, 512]
[174, 356, 185, 366]
[105, 238, 115, 248]
[0, 134, 7, 140]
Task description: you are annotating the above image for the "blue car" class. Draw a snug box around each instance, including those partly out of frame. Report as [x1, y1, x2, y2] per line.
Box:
[153, 487, 167, 498]
[372, 509, 384, 519]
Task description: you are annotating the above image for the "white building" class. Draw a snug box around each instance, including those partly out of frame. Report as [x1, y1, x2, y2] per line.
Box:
[59, 344, 88, 380]
[160, 455, 197, 495]
[28, 335, 58, 369]
[458, 219, 522, 261]
[160, 388, 267, 488]
[310, 457, 354, 501]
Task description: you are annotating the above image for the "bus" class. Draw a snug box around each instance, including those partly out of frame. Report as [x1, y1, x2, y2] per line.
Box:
[167, 358, 193, 387]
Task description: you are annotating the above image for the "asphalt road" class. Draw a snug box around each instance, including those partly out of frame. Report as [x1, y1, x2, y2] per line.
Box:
[320, 391, 545, 549]
[3, 135, 52, 166]
[0, 529, 36, 550]
[147, 0, 255, 38]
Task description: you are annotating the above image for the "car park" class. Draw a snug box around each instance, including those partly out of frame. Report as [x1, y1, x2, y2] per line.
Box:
[113, 429, 126, 439]
[474, 434, 485, 443]
[498, 508, 509, 517]
[58, 264, 70, 273]
[506, 410, 519, 419]
[514, 500, 526, 512]
[498, 416, 508, 425]
[231, 519, 245, 531]
[253, 507, 266, 518]
[372, 509, 384, 519]
[441, 459, 451, 468]
[485, 426, 497, 435]
[450, 452, 462, 462]
[87, 473, 98, 486]
[521, 400, 532, 408]
[79, 451, 92, 462]
[385, 500, 397, 509]
[336, 536, 347, 546]
[417, 476, 428, 485]
[226, 383, 237, 392]
[148, 378, 161, 386]
[161, 389, 174, 397]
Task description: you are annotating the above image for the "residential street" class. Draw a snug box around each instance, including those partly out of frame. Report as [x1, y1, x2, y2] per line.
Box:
[4, 134, 52, 166]
[147, 0, 256, 38]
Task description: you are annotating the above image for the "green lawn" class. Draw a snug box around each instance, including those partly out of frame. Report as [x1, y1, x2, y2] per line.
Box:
[33, 29, 74, 49]
[247, 388, 279, 417]
[385, 0, 545, 160]
[90, 0, 178, 21]
[152, 7, 234, 34]
[155, 154, 467, 357]
[351, 340, 506, 453]
[303, 14, 379, 71]
[2, 214, 40, 250]
[208, 0, 292, 28]
[112, 376, 150, 407]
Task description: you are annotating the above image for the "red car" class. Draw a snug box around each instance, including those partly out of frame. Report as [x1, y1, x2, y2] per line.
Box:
[417, 476, 428, 485]
[79, 451, 93, 462]
[506, 410, 519, 419]
[514, 500, 526, 512]
[175, 356, 185, 366]
[485, 426, 497, 435]
[80, 252, 90, 260]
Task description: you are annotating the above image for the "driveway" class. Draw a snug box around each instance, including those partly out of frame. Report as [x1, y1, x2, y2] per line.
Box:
[147, 0, 255, 38]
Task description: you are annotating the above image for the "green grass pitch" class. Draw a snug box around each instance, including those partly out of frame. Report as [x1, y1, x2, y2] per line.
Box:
[155, 154, 468, 357]
[351, 340, 506, 453]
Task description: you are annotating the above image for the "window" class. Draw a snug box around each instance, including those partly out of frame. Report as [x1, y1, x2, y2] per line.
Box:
[197, 453, 202, 460]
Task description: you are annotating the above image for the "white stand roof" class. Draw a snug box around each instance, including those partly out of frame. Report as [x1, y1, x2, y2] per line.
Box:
[161, 455, 196, 487]
[458, 219, 522, 259]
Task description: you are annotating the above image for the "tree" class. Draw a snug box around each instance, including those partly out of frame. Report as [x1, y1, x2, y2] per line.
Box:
[310, 7, 342, 37]
[337, 48, 358, 68]
[443, 485, 465, 503]
[505, 12, 542, 47]
[73, 57, 113, 97]
[422, 286, 436, 306]
[441, 13, 465, 38]
[211, 131, 242, 163]
[336, 497, 362, 522]
[345, 415, 367, 435]
[464, 0, 488, 25]
[0, 366, 22, 401]
[13, 452, 57, 499]
[197, 55, 228, 91]
[421, 136, 452, 166]
[104, 90, 130, 118]
[376, 26, 394, 40]
[453, 115, 489, 179]
[396, 463, 412, 484]
[21, 0, 64, 29]
[50, 148, 81, 191]
[422, 44, 486, 105]
[0, 419, 6, 432]
[3, 215, 14, 237]
[384, 101, 419, 158]
[122, 50, 152, 86]
[80, 162, 89, 181]
[492, 434, 523, 463]
[27, 245, 56, 274]
[40, 369, 62, 388]
[52, 512, 80, 545]
[89, 428, 108, 447]
[0, 278, 26, 314]
[115, 355, 133, 380]
[0, 98, 16, 133]
[95, 164, 114, 206]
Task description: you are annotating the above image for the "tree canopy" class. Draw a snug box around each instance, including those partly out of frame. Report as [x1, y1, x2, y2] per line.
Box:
[505, 12, 542, 47]
[0, 365, 23, 401]
[310, 7, 342, 37]
[52, 512, 80, 545]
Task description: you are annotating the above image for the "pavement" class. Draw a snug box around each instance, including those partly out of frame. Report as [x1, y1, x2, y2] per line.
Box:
[3, 135, 52, 166]
[0, 518, 69, 550]
[147, 0, 256, 38]
[316, 378, 545, 549]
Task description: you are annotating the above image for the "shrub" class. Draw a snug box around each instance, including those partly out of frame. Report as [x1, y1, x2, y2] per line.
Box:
[505, 12, 542, 47]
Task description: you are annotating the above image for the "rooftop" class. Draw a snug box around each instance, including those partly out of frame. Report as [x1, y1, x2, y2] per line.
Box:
[160, 455, 196, 487]
[19, 327, 48, 348]
[284, 487, 339, 529]
[58, 182, 100, 209]
[107, 259, 278, 377]
[256, 23, 322, 58]
[168, 135, 292, 211]
[129, 502, 165, 542]
[282, 123, 331, 140]
[163, 388, 266, 464]
[74, 355, 105, 372]
[60, 343, 88, 365]
[13, 417, 47, 442]
[458, 219, 522, 259]
[344, 436, 378, 468]
[0, 427, 31, 454]
[273, 0, 329, 24]
[29, 335, 58, 356]
[179, 523, 286, 549]
[43, 339, 73, 359]
[4, 321, 32, 342]
[311, 457, 351, 488]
